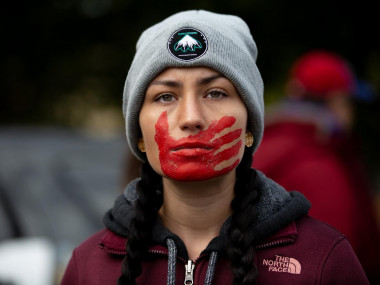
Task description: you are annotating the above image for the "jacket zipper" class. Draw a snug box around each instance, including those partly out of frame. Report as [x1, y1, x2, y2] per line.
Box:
[255, 238, 294, 249]
[184, 260, 195, 284]
[149, 249, 168, 255]
[99, 244, 126, 256]
[150, 249, 197, 285]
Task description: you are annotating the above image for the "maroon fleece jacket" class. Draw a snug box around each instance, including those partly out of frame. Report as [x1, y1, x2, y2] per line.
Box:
[61, 216, 368, 284]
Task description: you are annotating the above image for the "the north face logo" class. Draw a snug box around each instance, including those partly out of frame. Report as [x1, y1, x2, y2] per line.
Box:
[168, 27, 208, 61]
[263, 255, 301, 274]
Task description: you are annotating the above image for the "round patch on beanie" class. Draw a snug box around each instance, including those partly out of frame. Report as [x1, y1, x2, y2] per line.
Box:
[168, 27, 208, 61]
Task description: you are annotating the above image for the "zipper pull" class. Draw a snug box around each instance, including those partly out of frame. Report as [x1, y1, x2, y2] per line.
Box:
[184, 260, 194, 285]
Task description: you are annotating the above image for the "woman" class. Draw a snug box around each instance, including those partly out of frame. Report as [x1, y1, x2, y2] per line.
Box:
[61, 10, 368, 284]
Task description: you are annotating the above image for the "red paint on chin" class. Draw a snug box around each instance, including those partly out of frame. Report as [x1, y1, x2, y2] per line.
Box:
[154, 111, 242, 181]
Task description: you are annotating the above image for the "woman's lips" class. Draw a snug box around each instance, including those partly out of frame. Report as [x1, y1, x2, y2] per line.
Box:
[171, 141, 213, 157]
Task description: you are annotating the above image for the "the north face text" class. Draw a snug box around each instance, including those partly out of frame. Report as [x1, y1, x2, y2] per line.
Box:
[262, 255, 301, 274]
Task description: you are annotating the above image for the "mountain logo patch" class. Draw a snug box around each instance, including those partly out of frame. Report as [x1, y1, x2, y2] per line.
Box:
[168, 27, 208, 61]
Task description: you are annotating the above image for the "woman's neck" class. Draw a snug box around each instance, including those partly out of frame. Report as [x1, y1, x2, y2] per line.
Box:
[159, 171, 236, 260]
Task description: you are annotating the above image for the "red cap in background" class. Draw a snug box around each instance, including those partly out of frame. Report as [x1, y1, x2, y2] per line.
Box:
[288, 50, 356, 98]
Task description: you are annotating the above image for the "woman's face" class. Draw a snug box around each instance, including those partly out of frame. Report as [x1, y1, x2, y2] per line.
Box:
[139, 67, 248, 182]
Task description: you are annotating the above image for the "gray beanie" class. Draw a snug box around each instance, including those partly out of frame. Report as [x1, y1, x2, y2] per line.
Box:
[123, 10, 264, 162]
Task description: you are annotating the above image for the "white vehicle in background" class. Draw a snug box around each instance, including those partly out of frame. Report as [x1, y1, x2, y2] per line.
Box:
[0, 238, 55, 285]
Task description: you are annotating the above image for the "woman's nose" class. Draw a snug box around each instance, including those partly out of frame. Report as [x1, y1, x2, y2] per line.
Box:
[177, 95, 206, 132]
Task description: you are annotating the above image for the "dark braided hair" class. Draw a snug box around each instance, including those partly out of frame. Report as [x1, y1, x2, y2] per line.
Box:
[118, 149, 259, 284]
[227, 149, 260, 284]
[118, 162, 162, 285]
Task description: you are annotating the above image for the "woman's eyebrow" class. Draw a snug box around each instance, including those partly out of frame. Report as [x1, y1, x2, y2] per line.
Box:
[197, 74, 224, 85]
[149, 80, 182, 88]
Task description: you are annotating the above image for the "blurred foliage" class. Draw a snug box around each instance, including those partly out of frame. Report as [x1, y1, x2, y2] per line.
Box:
[1, 0, 379, 126]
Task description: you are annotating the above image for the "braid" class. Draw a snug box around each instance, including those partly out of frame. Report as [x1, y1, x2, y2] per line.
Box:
[227, 150, 260, 285]
[118, 162, 162, 285]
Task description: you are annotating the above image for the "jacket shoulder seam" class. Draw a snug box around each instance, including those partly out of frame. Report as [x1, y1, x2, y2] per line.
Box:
[316, 235, 346, 285]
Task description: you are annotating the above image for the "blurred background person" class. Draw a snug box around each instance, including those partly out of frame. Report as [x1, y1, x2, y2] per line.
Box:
[253, 50, 380, 283]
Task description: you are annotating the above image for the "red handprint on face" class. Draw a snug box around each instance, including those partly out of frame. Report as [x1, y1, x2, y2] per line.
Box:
[154, 111, 243, 181]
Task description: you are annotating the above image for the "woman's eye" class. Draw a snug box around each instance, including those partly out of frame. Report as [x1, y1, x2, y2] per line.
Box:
[206, 90, 227, 99]
[156, 94, 175, 102]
